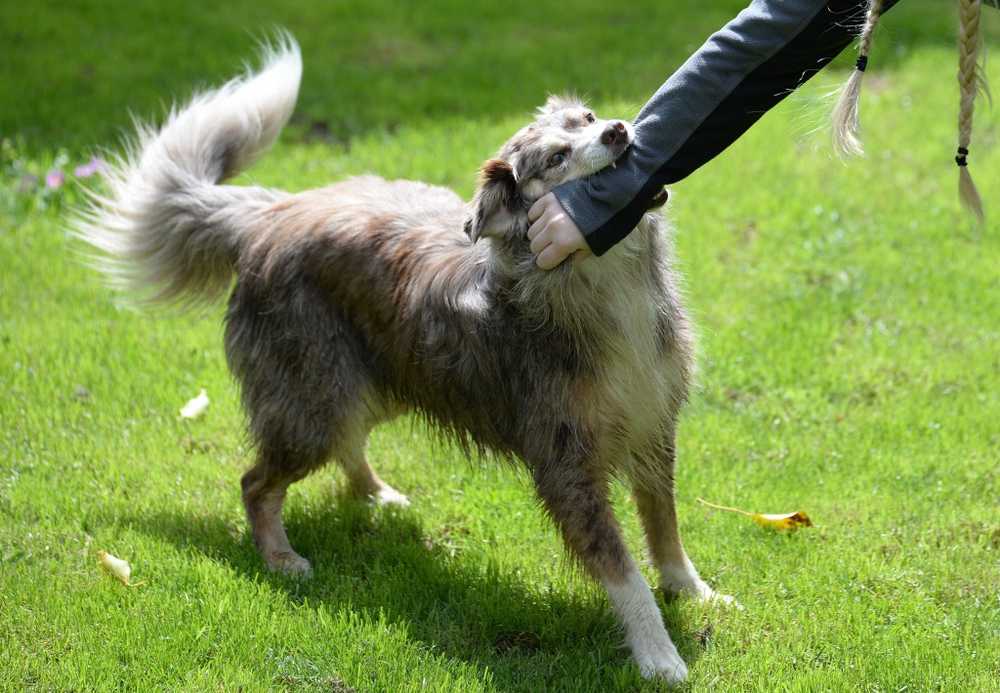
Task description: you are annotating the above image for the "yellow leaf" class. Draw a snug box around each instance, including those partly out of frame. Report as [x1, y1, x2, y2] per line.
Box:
[97, 550, 146, 587]
[697, 498, 813, 532]
[750, 511, 813, 531]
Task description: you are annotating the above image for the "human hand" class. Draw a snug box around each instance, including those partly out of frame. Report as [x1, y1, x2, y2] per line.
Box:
[527, 193, 591, 270]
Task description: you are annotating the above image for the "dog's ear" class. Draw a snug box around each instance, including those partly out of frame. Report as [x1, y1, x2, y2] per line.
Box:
[464, 159, 519, 243]
[537, 94, 582, 117]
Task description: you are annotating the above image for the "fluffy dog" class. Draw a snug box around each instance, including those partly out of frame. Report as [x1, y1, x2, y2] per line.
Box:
[75, 37, 733, 683]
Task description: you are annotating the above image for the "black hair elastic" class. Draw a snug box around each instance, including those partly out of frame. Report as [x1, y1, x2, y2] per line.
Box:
[955, 146, 969, 167]
[855, 55, 869, 72]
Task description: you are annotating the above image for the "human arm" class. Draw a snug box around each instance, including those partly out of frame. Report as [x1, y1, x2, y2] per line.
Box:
[529, 0, 901, 268]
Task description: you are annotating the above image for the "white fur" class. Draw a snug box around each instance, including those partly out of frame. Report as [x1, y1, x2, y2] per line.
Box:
[660, 555, 740, 607]
[574, 225, 688, 483]
[373, 485, 411, 507]
[603, 566, 688, 683]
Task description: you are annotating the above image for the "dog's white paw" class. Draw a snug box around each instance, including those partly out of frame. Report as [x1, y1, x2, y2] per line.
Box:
[702, 589, 741, 609]
[634, 644, 688, 684]
[373, 485, 410, 508]
[682, 579, 742, 609]
[668, 580, 742, 610]
[662, 564, 741, 609]
[266, 550, 313, 577]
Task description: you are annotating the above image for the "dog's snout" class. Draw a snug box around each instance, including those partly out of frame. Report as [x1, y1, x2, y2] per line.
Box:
[601, 121, 627, 146]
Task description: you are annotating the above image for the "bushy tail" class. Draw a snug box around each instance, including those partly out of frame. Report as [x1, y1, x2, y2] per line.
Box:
[73, 34, 302, 305]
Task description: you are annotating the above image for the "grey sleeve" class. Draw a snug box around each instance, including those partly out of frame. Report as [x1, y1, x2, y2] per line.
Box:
[553, 0, 895, 256]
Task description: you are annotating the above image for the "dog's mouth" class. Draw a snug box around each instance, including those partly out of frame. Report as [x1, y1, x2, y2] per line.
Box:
[608, 141, 630, 165]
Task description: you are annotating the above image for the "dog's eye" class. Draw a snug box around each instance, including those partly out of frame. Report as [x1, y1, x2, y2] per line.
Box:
[547, 151, 567, 168]
[584, 112, 596, 124]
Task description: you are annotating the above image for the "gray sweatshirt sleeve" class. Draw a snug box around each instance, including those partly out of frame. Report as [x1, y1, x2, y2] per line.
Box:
[553, 0, 899, 256]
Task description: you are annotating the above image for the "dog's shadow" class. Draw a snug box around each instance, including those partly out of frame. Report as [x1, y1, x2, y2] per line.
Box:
[131, 495, 705, 691]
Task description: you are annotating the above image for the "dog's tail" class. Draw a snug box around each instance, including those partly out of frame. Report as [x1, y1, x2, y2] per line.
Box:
[73, 34, 302, 306]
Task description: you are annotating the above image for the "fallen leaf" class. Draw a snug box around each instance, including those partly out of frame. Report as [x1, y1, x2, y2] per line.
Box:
[751, 511, 813, 531]
[179, 389, 209, 419]
[697, 498, 813, 532]
[97, 550, 145, 587]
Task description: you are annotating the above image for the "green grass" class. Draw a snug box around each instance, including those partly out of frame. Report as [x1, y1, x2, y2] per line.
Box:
[2, 1, 999, 691]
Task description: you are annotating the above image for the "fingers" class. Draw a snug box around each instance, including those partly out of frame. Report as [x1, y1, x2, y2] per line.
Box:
[527, 193, 553, 225]
[533, 226, 587, 269]
[524, 192, 589, 270]
[529, 224, 551, 255]
[527, 197, 555, 245]
[536, 243, 572, 271]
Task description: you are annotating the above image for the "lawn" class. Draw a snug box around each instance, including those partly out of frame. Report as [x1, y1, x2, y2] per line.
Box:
[2, 1, 999, 691]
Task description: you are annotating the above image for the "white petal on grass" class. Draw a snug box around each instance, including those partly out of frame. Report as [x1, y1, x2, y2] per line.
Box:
[97, 550, 144, 586]
[179, 389, 209, 419]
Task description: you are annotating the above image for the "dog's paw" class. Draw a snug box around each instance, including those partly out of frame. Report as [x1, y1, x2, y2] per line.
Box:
[373, 485, 410, 508]
[701, 589, 741, 609]
[661, 563, 741, 609]
[687, 580, 741, 609]
[634, 645, 688, 684]
[666, 578, 742, 610]
[266, 550, 313, 577]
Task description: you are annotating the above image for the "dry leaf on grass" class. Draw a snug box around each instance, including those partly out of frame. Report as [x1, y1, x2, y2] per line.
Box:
[697, 498, 813, 532]
[179, 389, 209, 419]
[97, 551, 145, 587]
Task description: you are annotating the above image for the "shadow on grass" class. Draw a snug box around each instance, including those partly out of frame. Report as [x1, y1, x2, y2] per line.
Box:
[129, 494, 705, 692]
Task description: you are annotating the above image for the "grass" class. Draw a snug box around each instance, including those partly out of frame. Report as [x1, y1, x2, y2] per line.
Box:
[2, 1, 999, 690]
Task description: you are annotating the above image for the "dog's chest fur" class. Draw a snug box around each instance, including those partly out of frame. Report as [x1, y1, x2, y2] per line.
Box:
[567, 222, 692, 460]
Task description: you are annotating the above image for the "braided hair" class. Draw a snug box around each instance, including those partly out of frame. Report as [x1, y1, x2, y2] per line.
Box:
[957, 0, 986, 221]
[831, 0, 884, 157]
[832, 0, 988, 221]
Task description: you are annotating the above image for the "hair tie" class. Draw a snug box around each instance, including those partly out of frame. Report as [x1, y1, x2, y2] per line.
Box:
[955, 146, 969, 167]
[855, 55, 869, 72]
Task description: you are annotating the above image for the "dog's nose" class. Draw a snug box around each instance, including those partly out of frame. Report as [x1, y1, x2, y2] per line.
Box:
[601, 121, 627, 146]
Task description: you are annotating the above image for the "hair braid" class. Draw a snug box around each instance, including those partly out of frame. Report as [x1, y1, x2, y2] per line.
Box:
[832, 0, 884, 157]
[957, 0, 986, 222]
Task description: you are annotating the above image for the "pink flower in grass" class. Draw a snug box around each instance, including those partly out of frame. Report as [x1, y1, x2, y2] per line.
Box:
[45, 169, 65, 189]
[74, 157, 106, 178]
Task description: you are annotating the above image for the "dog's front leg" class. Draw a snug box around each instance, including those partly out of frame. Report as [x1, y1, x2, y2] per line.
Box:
[632, 433, 737, 607]
[532, 460, 687, 684]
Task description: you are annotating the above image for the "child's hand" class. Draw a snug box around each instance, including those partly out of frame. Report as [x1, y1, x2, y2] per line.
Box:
[527, 193, 591, 270]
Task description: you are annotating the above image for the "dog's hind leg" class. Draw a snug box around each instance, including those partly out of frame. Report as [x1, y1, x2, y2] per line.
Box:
[632, 431, 737, 606]
[532, 458, 688, 684]
[335, 437, 410, 508]
[328, 399, 410, 507]
[241, 447, 316, 576]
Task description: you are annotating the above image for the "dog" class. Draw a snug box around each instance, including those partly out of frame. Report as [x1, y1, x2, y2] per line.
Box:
[74, 36, 734, 683]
